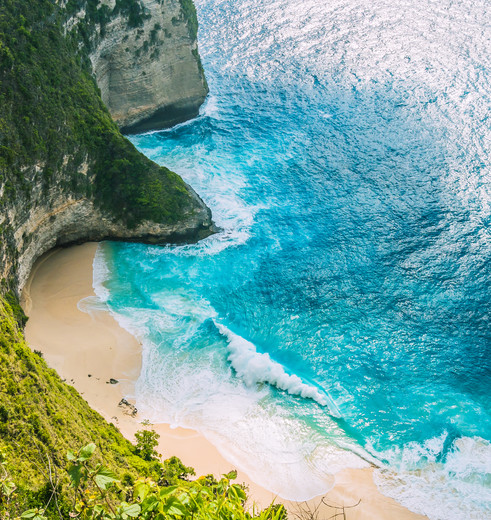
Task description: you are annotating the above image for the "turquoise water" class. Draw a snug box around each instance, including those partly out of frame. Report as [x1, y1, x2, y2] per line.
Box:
[93, 1, 491, 518]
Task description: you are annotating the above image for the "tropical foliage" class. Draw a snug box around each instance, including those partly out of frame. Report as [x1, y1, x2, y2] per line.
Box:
[0, 0, 194, 232]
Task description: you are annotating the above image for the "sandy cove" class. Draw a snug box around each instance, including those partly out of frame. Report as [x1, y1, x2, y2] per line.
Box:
[21, 243, 427, 520]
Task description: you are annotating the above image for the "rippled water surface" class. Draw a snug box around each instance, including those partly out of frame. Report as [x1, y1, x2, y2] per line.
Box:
[93, 1, 491, 518]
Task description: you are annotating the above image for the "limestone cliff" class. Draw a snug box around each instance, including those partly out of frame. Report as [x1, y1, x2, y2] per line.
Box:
[3, 177, 212, 293]
[0, 0, 213, 295]
[87, 0, 208, 133]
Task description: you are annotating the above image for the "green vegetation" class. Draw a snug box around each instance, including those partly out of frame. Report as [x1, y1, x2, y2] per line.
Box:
[113, 0, 150, 29]
[134, 422, 161, 462]
[0, 0, 194, 232]
[0, 297, 160, 514]
[4, 291, 28, 327]
[0, 297, 285, 519]
[66, 0, 149, 34]
[1, 442, 286, 520]
[0, 0, 208, 292]
[179, 0, 199, 40]
[0, 0, 253, 517]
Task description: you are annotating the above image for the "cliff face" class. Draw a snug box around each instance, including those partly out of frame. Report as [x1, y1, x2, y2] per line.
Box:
[0, 0, 213, 295]
[88, 0, 208, 133]
[0, 0, 215, 513]
[4, 178, 212, 293]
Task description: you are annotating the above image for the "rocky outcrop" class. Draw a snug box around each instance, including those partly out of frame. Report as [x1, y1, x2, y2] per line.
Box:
[9, 188, 212, 294]
[0, 149, 213, 293]
[87, 0, 208, 133]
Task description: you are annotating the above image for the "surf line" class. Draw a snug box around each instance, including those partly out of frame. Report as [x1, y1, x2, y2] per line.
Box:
[214, 320, 342, 418]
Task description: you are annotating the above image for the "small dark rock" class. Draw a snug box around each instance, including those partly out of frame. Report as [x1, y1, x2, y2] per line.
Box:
[107, 378, 119, 385]
[118, 398, 137, 417]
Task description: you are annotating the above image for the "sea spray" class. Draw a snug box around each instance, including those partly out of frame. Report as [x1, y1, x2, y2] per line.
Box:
[90, 242, 371, 500]
[373, 435, 491, 520]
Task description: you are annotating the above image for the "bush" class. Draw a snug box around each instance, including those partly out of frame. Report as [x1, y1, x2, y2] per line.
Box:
[134, 424, 160, 462]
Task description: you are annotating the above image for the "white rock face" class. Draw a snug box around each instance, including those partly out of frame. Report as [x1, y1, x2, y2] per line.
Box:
[14, 187, 212, 292]
[89, 0, 208, 132]
[4, 151, 213, 293]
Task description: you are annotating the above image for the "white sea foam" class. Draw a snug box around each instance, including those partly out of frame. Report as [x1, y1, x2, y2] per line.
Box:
[373, 434, 491, 520]
[76, 296, 108, 314]
[77, 244, 112, 315]
[86, 255, 368, 500]
[215, 321, 341, 416]
[95, 0, 490, 511]
[92, 244, 111, 303]
[165, 166, 262, 256]
[133, 325, 366, 499]
[199, 93, 220, 119]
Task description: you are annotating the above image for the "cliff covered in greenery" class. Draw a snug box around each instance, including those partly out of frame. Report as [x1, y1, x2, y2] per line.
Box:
[0, 0, 213, 294]
[0, 297, 158, 514]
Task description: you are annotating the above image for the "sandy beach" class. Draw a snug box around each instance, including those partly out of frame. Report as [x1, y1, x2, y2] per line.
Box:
[22, 243, 427, 520]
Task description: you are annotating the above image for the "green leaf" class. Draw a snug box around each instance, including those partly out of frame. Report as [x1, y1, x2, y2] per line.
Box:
[134, 481, 150, 501]
[78, 443, 96, 461]
[223, 470, 237, 481]
[159, 485, 178, 498]
[141, 495, 159, 514]
[177, 491, 191, 506]
[2, 479, 16, 496]
[121, 504, 141, 518]
[20, 509, 47, 520]
[67, 464, 83, 488]
[162, 496, 187, 516]
[230, 484, 247, 501]
[67, 449, 77, 461]
[93, 466, 119, 490]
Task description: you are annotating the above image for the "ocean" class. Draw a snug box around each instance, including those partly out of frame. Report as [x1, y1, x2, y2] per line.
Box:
[91, 1, 491, 518]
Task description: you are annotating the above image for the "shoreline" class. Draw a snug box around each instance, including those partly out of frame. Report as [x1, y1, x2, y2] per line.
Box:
[22, 243, 427, 519]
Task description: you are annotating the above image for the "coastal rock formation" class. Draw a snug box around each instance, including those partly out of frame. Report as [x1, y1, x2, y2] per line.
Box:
[0, 0, 213, 294]
[6, 180, 212, 293]
[88, 0, 208, 133]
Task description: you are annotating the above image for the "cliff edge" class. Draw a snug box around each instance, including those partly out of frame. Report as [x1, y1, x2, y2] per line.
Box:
[0, 0, 213, 294]
[86, 0, 209, 133]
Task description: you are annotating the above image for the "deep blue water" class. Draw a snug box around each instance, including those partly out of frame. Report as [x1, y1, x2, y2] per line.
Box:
[93, 1, 491, 518]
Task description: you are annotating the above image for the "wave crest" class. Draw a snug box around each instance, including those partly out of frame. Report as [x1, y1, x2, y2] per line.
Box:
[215, 321, 341, 416]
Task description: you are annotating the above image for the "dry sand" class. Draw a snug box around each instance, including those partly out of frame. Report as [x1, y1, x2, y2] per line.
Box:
[22, 243, 427, 520]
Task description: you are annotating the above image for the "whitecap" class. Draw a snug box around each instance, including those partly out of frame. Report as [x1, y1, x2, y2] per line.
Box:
[215, 321, 341, 416]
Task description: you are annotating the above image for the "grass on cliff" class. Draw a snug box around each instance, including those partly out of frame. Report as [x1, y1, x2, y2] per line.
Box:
[0, 0, 195, 231]
[0, 296, 160, 515]
[179, 0, 199, 40]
